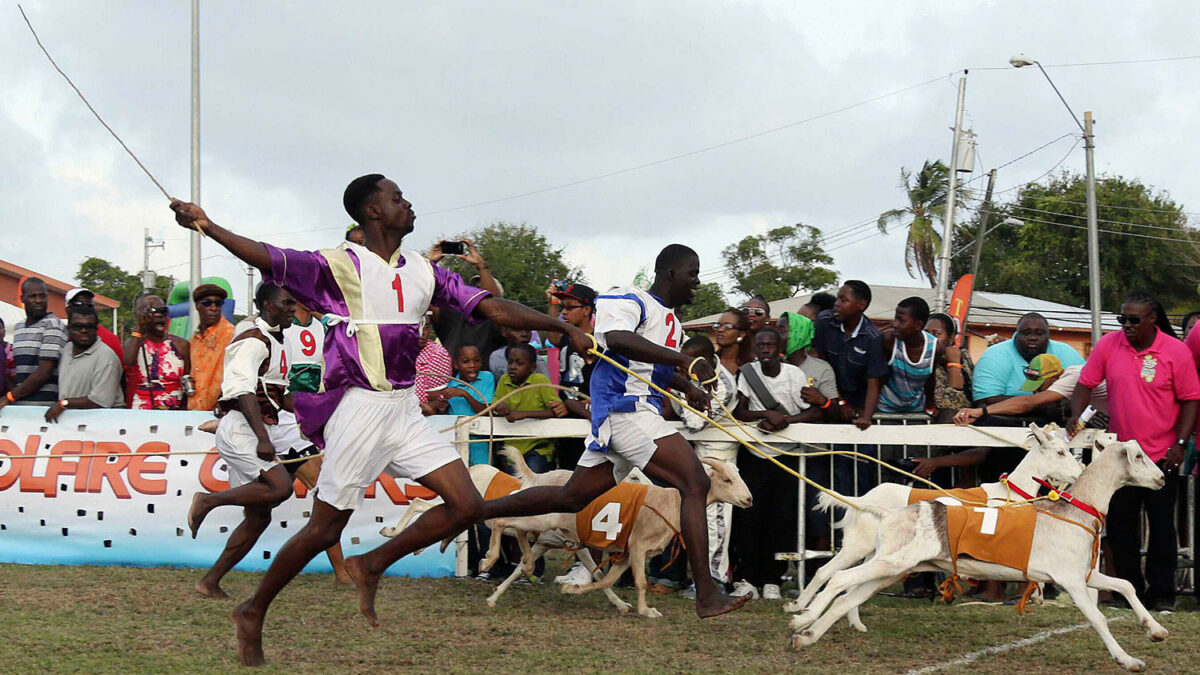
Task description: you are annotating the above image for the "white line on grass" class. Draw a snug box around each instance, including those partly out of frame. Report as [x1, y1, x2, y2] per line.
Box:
[903, 614, 1129, 675]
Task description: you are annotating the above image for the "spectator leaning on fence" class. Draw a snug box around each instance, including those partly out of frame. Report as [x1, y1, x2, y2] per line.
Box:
[812, 280, 887, 429]
[188, 284, 236, 412]
[433, 343, 496, 466]
[44, 305, 124, 422]
[0, 278, 66, 410]
[1072, 291, 1200, 612]
[954, 354, 1108, 427]
[878, 296, 937, 414]
[777, 310, 840, 419]
[925, 312, 972, 421]
[493, 342, 566, 473]
[123, 294, 191, 410]
[972, 312, 1085, 405]
[731, 328, 824, 601]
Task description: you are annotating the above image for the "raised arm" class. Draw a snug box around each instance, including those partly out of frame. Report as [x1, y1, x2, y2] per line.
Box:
[171, 200, 271, 271]
[473, 296, 592, 358]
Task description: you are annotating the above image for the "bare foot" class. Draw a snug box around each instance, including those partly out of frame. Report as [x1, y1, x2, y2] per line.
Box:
[696, 592, 751, 619]
[333, 570, 354, 586]
[188, 492, 211, 539]
[344, 555, 382, 627]
[231, 601, 265, 667]
[194, 580, 229, 599]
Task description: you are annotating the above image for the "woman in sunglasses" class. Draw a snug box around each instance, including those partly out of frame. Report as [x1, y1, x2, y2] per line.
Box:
[712, 308, 751, 378]
[1072, 291, 1200, 612]
[738, 295, 770, 364]
[122, 294, 191, 410]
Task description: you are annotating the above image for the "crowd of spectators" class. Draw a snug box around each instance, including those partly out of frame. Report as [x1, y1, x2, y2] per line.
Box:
[3, 236, 1199, 614]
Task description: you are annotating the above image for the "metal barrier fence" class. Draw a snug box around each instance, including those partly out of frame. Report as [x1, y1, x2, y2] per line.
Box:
[461, 415, 1195, 592]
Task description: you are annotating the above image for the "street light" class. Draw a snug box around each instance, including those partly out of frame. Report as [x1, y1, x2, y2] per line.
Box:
[1010, 53, 1101, 344]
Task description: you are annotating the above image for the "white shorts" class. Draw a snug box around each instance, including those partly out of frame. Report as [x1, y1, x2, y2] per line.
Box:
[215, 410, 303, 488]
[578, 408, 678, 483]
[316, 387, 460, 511]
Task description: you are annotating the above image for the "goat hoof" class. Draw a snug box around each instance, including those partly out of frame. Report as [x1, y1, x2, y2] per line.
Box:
[560, 584, 584, 595]
[789, 613, 815, 631]
[1149, 628, 1168, 642]
[850, 620, 868, 633]
[789, 634, 806, 650]
[486, 599, 497, 608]
[616, 603, 632, 614]
[791, 630, 818, 647]
[379, 527, 397, 538]
[782, 600, 803, 613]
[1117, 656, 1145, 672]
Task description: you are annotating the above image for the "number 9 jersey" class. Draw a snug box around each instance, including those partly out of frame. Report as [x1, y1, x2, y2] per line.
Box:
[589, 286, 682, 420]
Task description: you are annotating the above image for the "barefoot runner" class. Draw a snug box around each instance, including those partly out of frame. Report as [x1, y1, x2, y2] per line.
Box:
[170, 174, 590, 666]
[474, 244, 749, 619]
[189, 283, 306, 598]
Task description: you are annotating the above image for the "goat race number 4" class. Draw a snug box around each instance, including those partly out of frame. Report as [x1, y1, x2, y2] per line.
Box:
[591, 502, 623, 540]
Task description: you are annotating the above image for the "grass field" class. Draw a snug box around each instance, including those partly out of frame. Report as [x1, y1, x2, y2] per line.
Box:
[2, 563, 1198, 674]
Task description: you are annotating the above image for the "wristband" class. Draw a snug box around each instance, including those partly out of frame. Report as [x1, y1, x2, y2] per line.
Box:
[131, 332, 143, 338]
[945, 362, 962, 369]
[820, 399, 832, 409]
[6, 392, 14, 403]
[837, 399, 846, 406]
[981, 405, 989, 418]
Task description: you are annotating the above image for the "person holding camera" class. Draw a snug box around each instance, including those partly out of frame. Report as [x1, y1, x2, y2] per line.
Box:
[428, 238, 507, 359]
[122, 294, 191, 410]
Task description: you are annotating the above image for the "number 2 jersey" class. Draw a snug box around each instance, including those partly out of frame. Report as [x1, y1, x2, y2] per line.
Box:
[589, 286, 683, 426]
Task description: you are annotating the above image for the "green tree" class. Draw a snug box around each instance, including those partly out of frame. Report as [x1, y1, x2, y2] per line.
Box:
[877, 160, 957, 287]
[678, 282, 727, 322]
[76, 257, 175, 333]
[721, 224, 837, 301]
[440, 222, 584, 310]
[950, 172, 1199, 311]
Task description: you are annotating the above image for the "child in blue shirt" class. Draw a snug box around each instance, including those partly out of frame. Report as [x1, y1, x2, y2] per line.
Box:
[437, 344, 496, 465]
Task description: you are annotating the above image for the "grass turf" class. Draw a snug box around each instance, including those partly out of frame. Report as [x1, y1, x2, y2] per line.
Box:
[1, 563, 1197, 673]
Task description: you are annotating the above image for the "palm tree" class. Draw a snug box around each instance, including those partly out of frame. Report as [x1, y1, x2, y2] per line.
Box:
[876, 160, 953, 287]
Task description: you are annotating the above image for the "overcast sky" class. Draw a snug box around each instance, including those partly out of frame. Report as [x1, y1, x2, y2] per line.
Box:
[4, 0, 1199, 313]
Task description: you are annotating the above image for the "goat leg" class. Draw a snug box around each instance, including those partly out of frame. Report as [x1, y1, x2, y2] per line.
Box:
[577, 548, 631, 614]
[1058, 578, 1146, 672]
[1086, 572, 1168, 642]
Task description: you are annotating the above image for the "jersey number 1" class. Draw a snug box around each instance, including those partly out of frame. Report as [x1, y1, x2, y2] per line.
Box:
[392, 275, 405, 312]
[591, 502, 622, 541]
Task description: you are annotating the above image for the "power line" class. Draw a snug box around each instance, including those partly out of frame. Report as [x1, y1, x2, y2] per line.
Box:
[1006, 203, 1196, 232]
[1008, 214, 1200, 245]
[1017, 197, 1200, 217]
[967, 54, 1200, 71]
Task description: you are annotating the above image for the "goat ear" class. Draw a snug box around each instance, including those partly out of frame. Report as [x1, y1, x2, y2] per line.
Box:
[698, 456, 721, 475]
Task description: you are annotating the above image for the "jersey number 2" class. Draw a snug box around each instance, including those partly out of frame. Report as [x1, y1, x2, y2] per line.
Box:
[591, 502, 622, 541]
[392, 275, 405, 312]
[664, 314, 679, 348]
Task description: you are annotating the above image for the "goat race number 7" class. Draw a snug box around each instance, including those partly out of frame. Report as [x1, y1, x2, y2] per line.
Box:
[591, 502, 623, 541]
[973, 507, 999, 535]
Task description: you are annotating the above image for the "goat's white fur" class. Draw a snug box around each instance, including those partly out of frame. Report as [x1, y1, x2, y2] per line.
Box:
[786, 423, 1084, 631]
[789, 438, 1167, 673]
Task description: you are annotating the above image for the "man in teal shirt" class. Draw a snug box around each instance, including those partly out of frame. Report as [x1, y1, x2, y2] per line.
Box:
[973, 312, 1085, 405]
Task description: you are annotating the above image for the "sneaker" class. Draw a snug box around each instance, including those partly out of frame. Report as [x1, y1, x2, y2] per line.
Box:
[474, 571, 491, 582]
[762, 584, 782, 600]
[731, 580, 760, 599]
[555, 563, 592, 586]
[680, 585, 697, 599]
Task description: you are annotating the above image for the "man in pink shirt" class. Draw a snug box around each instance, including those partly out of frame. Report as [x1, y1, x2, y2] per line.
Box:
[1070, 291, 1199, 611]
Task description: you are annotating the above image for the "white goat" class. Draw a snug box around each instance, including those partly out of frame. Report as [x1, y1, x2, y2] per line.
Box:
[790, 438, 1168, 672]
[788, 423, 1084, 625]
[487, 447, 753, 618]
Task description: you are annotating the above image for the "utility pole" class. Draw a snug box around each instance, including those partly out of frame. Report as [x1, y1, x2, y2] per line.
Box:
[934, 71, 967, 312]
[1083, 111, 1101, 345]
[142, 227, 165, 292]
[963, 169, 998, 330]
[246, 265, 255, 316]
[188, 0, 202, 332]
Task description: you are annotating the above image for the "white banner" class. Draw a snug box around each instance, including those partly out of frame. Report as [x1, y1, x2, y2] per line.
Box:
[0, 406, 454, 577]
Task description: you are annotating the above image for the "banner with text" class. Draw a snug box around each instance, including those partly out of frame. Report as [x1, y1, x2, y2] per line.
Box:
[0, 407, 454, 577]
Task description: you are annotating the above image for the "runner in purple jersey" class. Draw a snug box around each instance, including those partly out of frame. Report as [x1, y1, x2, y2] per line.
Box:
[171, 174, 590, 667]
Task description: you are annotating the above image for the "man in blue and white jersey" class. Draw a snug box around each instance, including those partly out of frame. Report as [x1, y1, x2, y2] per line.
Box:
[477, 244, 749, 618]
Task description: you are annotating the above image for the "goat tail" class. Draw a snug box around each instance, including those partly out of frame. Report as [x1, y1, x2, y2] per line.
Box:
[814, 490, 857, 530]
[501, 445, 538, 483]
[814, 491, 894, 528]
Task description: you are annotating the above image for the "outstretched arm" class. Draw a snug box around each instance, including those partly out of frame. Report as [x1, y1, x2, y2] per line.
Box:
[170, 200, 271, 271]
[473, 297, 591, 356]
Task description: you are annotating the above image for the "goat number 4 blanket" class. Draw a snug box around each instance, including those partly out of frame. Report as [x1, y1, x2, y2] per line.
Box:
[576, 482, 650, 551]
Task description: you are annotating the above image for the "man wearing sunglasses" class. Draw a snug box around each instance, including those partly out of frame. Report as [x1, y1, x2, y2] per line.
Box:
[189, 284, 236, 412]
[45, 305, 123, 422]
[65, 287, 123, 363]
